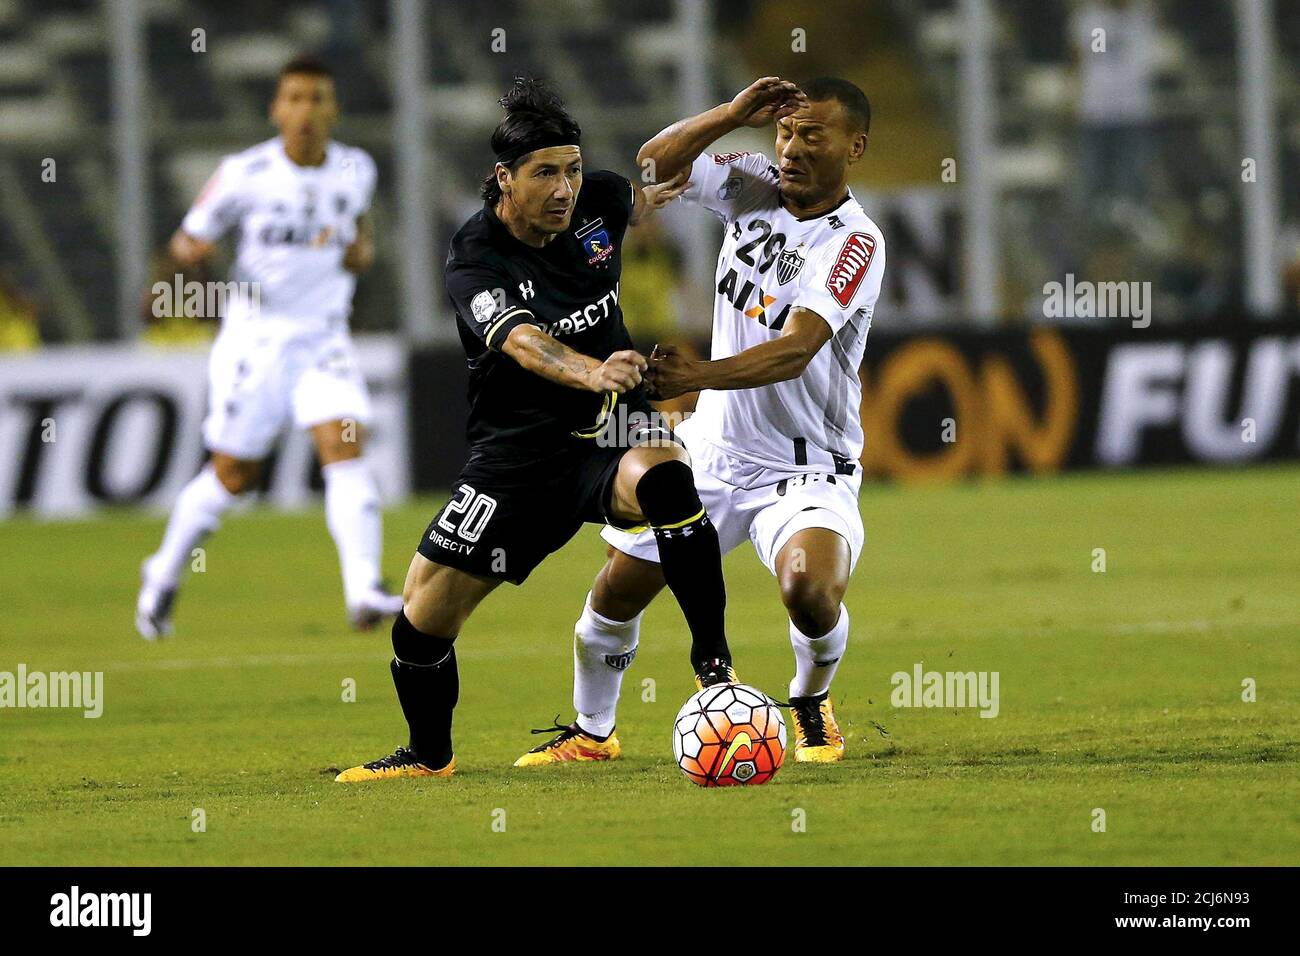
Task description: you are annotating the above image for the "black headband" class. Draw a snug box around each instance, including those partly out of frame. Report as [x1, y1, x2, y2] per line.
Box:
[495, 130, 581, 166]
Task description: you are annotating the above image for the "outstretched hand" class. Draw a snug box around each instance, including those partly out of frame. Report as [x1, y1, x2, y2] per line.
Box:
[726, 76, 808, 128]
[642, 169, 692, 211]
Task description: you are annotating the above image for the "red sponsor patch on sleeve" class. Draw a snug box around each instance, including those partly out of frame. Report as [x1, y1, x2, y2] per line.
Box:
[824, 232, 876, 308]
[712, 151, 752, 165]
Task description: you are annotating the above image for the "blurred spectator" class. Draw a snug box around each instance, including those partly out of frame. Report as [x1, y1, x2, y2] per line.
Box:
[619, 217, 687, 346]
[619, 218, 706, 418]
[0, 272, 40, 350]
[325, 0, 365, 59]
[1282, 222, 1300, 317]
[1069, 0, 1159, 221]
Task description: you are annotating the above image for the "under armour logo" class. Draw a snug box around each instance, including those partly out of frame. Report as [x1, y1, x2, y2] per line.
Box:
[827, 215, 844, 230]
[519, 281, 535, 300]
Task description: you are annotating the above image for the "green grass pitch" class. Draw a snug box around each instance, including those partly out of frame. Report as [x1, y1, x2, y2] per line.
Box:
[2, 465, 1297, 866]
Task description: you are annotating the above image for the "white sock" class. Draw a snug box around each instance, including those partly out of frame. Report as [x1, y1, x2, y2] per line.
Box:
[573, 592, 641, 738]
[789, 604, 849, 699]
[144, 465, 236, 589]
[323, 458, 384, 607]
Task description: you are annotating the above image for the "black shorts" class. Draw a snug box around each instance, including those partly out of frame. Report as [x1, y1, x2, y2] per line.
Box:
[418, 441, 638, 585]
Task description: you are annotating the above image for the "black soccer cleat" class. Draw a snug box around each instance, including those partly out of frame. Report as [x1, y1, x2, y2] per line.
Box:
[693, 657, 739, 690]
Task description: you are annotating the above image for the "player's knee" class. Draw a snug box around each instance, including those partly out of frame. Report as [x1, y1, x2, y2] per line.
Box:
[391, 609, 454, 666]
[624, 445, 689, 493]
[780, 576, 843, 637]
[400, 558, 486, 638]
[318, 434, 363, 465]
[632, 455, 699, 526]
[402, 558, 436, 612]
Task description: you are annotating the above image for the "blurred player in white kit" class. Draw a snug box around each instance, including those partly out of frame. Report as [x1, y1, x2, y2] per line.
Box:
[136, 54, 402, 639]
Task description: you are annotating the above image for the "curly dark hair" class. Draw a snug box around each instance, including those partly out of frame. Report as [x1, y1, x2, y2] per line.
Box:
[480, 76, 582, 204]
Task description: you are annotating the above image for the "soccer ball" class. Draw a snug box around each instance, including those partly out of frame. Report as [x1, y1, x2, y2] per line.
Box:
[672, 683, 786, 787]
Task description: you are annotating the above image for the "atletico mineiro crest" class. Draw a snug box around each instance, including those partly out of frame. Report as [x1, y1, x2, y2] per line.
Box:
[776, 244, 806, 286]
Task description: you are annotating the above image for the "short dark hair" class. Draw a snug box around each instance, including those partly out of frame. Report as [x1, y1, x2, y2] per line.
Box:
[800, 77, 870, 134]
[279, 53, 333, 82]
[480, 76, 582, 203]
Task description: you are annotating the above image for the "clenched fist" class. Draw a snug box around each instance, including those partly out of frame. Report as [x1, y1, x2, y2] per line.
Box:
[587, 349, 648, 393]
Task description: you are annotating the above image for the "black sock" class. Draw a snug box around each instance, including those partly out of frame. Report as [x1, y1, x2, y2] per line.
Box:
[390, 610, 458, 767]
[573, 721, 612, 742]
[635, 460, 731, 667]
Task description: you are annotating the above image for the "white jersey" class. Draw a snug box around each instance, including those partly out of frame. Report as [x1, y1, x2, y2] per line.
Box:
[181, 137, 378, 336]
[680, 151, 885, 476]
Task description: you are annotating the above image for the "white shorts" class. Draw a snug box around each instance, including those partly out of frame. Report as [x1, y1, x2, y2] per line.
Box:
[202, 327, 372, 460]
[601, 418, 865, 575]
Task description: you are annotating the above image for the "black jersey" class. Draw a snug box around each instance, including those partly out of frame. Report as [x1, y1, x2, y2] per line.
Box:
[444, 170, 649, 450]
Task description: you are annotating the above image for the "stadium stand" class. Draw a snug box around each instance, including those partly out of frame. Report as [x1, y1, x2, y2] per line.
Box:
[0, 0, 1295, 343]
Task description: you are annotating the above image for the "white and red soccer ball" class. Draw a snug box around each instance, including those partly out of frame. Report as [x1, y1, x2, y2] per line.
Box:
[673, 683, 786, 787]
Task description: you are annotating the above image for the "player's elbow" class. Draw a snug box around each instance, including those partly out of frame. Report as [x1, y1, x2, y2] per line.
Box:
[635, 143, 656, 174]
[168, 232, 206, 267]
[500, 323, 537, 362]
[344, 247, 374, 275]
[167, 235, 192, 265]
[637, 141, 673, 181]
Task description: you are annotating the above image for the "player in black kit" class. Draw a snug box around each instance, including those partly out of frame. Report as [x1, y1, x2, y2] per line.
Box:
[337, 77, 734, 782]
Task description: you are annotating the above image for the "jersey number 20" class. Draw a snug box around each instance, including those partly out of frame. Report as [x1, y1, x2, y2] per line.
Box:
[437, 484, 497, 542]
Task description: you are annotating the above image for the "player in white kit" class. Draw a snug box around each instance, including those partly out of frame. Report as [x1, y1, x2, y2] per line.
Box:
[516, 76, 884, 767]
[135, 55, 403, 638]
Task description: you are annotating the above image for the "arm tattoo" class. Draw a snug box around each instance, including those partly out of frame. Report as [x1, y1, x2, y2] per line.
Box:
[524, 328, 591, 384]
